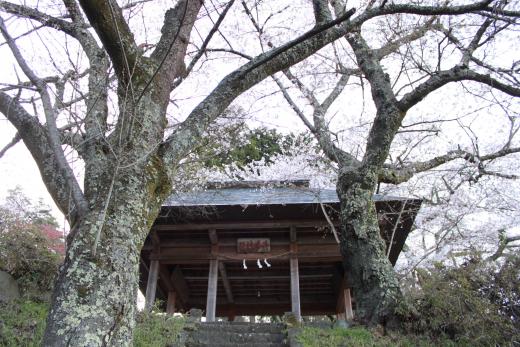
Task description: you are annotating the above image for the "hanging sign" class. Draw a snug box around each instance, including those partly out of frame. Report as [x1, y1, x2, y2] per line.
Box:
[237, 238, 270, 253]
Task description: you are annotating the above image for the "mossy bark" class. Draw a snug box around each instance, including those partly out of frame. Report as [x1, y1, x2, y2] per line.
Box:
[43, 156, 171, 346]
[336, 168, 404, 326]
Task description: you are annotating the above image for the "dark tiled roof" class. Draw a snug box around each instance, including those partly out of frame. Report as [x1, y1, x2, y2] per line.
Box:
[163, 185, 412, 207]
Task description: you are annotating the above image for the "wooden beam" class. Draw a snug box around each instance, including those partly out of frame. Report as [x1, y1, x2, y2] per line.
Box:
[143, 234, 338, 250]
[206, 259, 219, 322]
[153, 220, 336, 231]
[150, 243, 340, 263]
[189, 294, 336, 306]
[218, 262, 234, 304]
[184, 274, 333, 281]
[166, 291, 176, 314]
[158, 256, 342, 265]
[144, 259, 159, 312]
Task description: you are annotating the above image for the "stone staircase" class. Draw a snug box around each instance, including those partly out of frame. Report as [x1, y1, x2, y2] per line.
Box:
[183, 321, 289, 347]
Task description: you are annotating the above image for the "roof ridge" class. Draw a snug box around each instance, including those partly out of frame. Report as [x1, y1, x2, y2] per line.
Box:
[206, 179, 310, 189]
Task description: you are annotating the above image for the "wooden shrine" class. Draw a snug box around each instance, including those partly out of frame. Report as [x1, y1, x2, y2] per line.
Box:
[139, 180, 421, 321]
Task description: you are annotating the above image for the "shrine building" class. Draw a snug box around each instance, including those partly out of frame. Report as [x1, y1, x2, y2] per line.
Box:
[139, 180, 421, 321]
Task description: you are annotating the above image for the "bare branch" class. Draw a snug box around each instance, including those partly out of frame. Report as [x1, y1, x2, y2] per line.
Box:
[380, 146, 520, 184]
[271, 74, 315, 131]
[0, 16, 87, 222]
[357, 0, 495, 23]
[312, 0, 333, 25]
[374, 17, 437, 59]
[398, 67, 520, 112]
[174, 0, 235, 89]
[0, 132, 21, 158]
[160, 7, 357, 168]
[0, 1, 79, 37]
[205, 48, 253, 60]
[0, 92, 86, 223]
[486, 230, 520, 261]
[281, 67, 358, 165]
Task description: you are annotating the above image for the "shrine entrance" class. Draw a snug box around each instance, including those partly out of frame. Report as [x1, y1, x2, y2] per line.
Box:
[139, 180, 421, 321]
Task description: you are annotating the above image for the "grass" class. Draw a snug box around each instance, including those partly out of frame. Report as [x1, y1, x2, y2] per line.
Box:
[0, 300, 186, 347]
[0, 300, 48, 347]
[295, 325, 459, 347]
[132, 312, 186, 347]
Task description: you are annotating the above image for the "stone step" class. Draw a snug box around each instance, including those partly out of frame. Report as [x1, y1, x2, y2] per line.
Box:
[190, 331, 286, 344]
[199, 321, 284, 326]
[186, 343, 287, 347]
[194, 322, 285, 334]
[183, 322, 288, 347]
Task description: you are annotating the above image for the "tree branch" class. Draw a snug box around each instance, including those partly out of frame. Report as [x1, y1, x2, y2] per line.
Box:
[0, 92, 86, 224]
[0, 1, 79, 37]
[78, 0, 139, 79]
[150, 0, 203, 84]
[0, 16, 87, 223]
[374, 17, 437, 59]
[357, 0, 494, 23]
[175, 0, 235, 89]
[486, 230, 520, 261]
[159, 7, 357, 168]
[0, 132, 21, 158]
[380, 146, 520, 184]
[398, 67, 520, 111]
[312, 0, 333, 25]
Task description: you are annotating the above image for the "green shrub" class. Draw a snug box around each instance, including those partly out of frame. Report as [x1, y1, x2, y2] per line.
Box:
[406, 255, 519, 346]
[0, 188, 63, 299]
[296, 326, 374, 347]
[0, 300, 49, 347]
[133, 312, 186, 347]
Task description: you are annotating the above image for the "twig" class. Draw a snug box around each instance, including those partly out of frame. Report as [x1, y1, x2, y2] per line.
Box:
[320, 202, 340, 243]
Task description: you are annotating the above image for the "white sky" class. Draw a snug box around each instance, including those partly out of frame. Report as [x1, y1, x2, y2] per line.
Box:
[0, 123, 67, 222]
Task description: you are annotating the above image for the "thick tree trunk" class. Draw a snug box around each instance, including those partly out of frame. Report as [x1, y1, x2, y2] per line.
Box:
[43, 152, 170, 345]
[43, 176, 169, 345]
[336, 168, 404, 325]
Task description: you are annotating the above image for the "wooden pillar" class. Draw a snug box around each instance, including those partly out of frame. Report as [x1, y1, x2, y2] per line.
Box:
[336, 276, 354, 321]
[344, 288, 354, 320]
[206, 258, 219, 322]
[228, 305, 236, 322]
[290, 256, 301, 321]
[166, 291, 176, 315]
[290, 227, 301, 321]
[144, 259, 159, 312]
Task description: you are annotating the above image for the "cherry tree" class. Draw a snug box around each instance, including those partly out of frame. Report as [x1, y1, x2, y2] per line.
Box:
[0, 0, 518, 344]
[266, 0, 520, 324]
